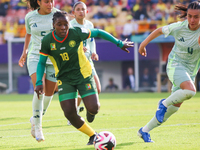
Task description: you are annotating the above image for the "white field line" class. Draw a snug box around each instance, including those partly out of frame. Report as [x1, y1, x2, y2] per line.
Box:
[1, 122, 200, 138]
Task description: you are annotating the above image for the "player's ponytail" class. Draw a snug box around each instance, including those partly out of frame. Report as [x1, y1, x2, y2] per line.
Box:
[175, 1, 200, 18]
[27, 0, 40, 10]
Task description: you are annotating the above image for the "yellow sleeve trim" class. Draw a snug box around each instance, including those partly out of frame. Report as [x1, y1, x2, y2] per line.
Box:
[39, 52, 48, 56]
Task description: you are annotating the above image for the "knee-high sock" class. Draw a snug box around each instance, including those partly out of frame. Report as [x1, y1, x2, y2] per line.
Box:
[142, 105, 179, 133]
[163, 89, 195, 107]
[78, 122, 95, 137]
[32, 92, 43, 130]
[43, 95, 53, 115]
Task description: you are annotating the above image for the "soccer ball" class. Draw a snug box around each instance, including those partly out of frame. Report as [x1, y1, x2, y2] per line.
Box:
[93, 131, 116, 150]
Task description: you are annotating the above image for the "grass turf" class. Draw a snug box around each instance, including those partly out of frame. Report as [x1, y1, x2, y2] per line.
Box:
[0, 92, 200, 150]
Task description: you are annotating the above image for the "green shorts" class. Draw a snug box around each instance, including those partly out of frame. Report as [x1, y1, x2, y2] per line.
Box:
[167, 66, 195, 92]
[58, 76, 97, 102]
[27, 60, 56, 82]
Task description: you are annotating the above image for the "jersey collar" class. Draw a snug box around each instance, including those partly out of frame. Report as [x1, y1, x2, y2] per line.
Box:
[52, 30, 69, 43]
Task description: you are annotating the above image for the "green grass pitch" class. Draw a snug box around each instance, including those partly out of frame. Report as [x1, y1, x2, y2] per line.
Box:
[0, 92, 200, 150]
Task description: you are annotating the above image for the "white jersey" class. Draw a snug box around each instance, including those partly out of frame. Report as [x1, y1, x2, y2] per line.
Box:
[162, 20, 200, 77]
[25, 7, 59, 64]
[70, 19, 96, 68]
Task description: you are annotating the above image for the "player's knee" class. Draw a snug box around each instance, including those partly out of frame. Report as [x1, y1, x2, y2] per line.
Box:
[88, 103, 100, 115]
[64, 109, 77, 120]
[183, 89, 196, 99]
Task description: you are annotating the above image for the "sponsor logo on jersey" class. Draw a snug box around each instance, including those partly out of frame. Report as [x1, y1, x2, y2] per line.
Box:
[178, 37, 185, 42]
[69, 40, 76, 47]
[50, 43, 57, 50]
[85, 83, 92, 90]
[32, 23, 37, 27]
[58, 88, 63, 92]
[81, 28, 89, 33]
[60, 47, 66, 50]
[49, 73, 55, 78]
[57, 80, 62, 86]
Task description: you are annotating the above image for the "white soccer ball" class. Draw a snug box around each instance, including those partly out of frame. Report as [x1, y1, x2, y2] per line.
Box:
[93, 131, 116, 150]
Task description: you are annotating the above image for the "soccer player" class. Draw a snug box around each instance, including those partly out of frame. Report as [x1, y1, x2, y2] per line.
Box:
[18, 0, 59, 142]
[34, 11, 133, 145]
[69, 2, 101, 125]
[138, 1, 200, 142]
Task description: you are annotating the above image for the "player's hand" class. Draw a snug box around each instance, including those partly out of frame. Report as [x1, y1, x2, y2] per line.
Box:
[83, 47, 87, 53]
[34, 85, 43, 99]
[139, 44, 147, 57]
[121, 38, 134, 53]
[91, 53, 99, 61]
[198, 36, 200, 46]
[18, 52, 27, 67]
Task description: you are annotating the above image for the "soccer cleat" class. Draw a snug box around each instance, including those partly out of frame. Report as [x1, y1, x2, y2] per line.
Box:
[35, 128, 45, 142]
[87, 133, 97, 145]
[86, 111, 95, 123]
[79, 107, 84, 113]
[30, 116, 35, 138]
[137, 127, 154, 143]
[156, 99, 167, 123]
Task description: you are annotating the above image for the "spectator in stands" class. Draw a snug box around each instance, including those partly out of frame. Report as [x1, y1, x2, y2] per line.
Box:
[104, 18, 118, 37]
[105, 78, 118, 91]
[61, 1, 72, 13]
[10, 0, 27, 10]
[127, 0, 136, 11]
[93, 0, 107, 19]
[54, 0, 64, 10]
[134, 3, 149, 20]
[4, 16, 18, 41]
[165, 1, 174, 19]
[121, 15, 134, 40]
[106, 0, 118, 18]
[132, 0, 142, 12]
[0, 0, 9, 17]
[146, 3, 156, 20]
[86, 0, 95, 6]
[156, 0, 166, 11]
[140, 67, 153, 87]
[124, 67, 135, 90]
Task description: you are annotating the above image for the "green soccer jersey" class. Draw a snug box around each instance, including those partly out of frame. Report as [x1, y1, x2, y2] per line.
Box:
[70, 19, 96, 68]
[162, 20, 200, 76]
[25, 7, 59, 64]
[40, 27, 92, 85]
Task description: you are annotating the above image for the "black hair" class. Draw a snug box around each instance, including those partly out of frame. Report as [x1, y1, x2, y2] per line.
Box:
[26, 0, 40, 10]
[72, 1, 86, 11]
[53, 11, 68, 24]
[175, 1, 200, 18]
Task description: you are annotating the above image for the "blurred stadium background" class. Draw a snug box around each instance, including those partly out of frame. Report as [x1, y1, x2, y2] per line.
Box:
[1, 0, 199, 94]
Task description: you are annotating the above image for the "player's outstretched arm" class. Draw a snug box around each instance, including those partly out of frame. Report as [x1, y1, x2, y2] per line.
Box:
[35, 55, 47, 99]
[90, 29, 134, 53]
[139, 27, 163, 57]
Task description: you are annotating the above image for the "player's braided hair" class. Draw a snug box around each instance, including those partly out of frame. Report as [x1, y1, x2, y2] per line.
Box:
[175, 1, 200, 18]
[72, 1, 86, 11]
[26, 0, 40, 10]
[52, 11, 68, 24]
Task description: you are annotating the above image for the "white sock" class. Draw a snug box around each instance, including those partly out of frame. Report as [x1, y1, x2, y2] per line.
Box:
[32, 92, 43, 130]
[163, 89, 195, 107]
[142, 105, 179, 133]
[43, 95, 53, 115]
